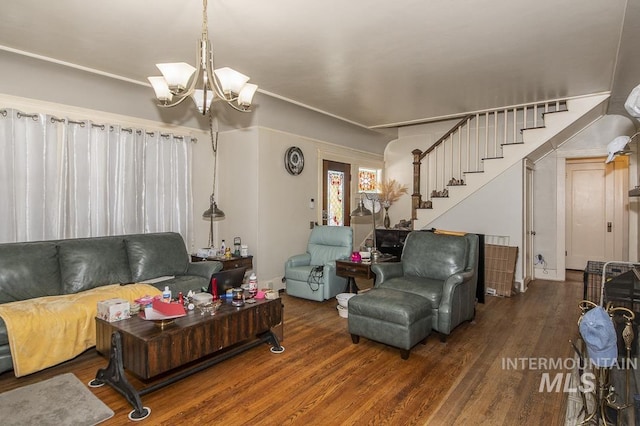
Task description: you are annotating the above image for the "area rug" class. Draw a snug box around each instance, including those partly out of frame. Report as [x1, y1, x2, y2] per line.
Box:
[0, 373, 114, 425]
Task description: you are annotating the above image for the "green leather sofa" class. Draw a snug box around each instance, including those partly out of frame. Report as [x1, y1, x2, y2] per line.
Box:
[0, 232, 222, 374]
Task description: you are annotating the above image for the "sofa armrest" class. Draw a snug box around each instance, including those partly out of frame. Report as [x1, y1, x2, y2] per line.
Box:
[286, 253, 311, 268]
[371, 262, 404, 286]
[185, 260, 223, 279]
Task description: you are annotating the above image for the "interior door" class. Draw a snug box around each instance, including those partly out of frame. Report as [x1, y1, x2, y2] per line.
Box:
[322, 160, 351, 226]
[523, 159, 534, 288]
[565, 157, 628, 269]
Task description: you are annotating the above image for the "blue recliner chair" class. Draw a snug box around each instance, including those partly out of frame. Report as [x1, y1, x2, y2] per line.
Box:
[284, 226, 353, 301]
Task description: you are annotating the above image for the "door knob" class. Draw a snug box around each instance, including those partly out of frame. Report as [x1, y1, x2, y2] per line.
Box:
[607, 222, 612, 232]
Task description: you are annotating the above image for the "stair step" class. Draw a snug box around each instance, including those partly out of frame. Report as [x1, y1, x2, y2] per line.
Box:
[541, 109, 568, 118]
[520, 125, 545, 134]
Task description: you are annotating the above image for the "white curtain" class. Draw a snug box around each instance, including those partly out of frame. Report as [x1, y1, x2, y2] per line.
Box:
[0, 108, 193, 244]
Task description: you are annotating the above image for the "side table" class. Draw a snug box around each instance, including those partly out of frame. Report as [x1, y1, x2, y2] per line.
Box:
[191, 255, 253, 271]
[336, 256, 396, 293]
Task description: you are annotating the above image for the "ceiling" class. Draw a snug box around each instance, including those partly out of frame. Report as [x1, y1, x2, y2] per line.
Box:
[1, 0, 639, 130]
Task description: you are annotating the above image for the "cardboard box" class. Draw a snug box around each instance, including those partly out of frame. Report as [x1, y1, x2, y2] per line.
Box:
[97, 298, 131, 322]
[485, 244, 518, 297]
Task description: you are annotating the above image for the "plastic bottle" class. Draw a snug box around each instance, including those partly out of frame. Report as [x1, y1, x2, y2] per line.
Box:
[210, 277, 219, 300]
[162, 286, 172, 303]
[248, 272, 258, 298]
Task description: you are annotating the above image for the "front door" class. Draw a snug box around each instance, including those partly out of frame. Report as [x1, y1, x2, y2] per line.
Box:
[322, 160, 351, 226]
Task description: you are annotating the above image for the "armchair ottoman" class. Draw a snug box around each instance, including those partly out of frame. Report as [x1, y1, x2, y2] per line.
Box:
[348, 288, 432, 359]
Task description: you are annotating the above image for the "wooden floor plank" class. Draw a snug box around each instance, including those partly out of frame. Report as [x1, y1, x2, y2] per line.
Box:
[0, 276, 582, 425]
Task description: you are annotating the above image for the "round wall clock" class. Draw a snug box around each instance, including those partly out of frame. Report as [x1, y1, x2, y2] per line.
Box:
[284, 146, 304, 175]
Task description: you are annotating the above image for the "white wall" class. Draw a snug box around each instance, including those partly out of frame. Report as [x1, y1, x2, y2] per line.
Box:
[215, 126, 383, 290]
[426, 163, 524, 284]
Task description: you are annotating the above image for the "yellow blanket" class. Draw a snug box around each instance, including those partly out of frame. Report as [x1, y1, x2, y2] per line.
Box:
[0, 283, 161, 377]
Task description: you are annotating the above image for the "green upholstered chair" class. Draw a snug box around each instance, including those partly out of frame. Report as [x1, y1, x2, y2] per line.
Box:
[371, 231, 479, 341]
[284, 226, 353, 301]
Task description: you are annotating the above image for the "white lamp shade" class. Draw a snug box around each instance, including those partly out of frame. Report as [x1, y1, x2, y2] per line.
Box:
[148, 77, 173, 102]
[191, 89, 215, 114]
[214, 67, 250, 96]
[156, 62, 196, 92]
[238, 83, 258, 108]
[625, 84, 640, 118]
[606, 136, 631, 163]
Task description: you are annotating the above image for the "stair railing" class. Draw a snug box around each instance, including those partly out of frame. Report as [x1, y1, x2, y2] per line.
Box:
[411, 100, 568, 222]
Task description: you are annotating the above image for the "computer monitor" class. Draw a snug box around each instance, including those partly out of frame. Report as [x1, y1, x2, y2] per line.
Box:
[206, 267, 247, 295]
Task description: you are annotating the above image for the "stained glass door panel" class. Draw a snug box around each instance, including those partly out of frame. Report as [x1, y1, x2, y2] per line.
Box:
[328, 170, 344, 226]
[322, 160, 351, 226]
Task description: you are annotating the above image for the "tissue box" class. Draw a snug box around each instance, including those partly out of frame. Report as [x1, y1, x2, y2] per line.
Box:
[97, 298, 131, 322]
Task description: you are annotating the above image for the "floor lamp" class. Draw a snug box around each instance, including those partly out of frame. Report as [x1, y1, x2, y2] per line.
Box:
[203, 113, 225, 249]
[350, 193, 382, 261]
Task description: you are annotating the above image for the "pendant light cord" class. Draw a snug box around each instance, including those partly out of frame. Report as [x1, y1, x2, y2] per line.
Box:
[208, 111, 218, 201]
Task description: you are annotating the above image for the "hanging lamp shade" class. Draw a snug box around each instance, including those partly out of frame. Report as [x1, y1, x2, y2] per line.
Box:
[203, 200, 225, 219]
[350, 198, 372, 217]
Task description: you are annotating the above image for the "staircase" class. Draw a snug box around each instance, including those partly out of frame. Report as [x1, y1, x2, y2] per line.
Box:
[412, 93, 610, 229]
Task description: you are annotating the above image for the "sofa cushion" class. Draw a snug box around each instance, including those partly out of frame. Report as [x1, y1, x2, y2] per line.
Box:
[402, 232, 468, 281]
[0, 241, 61, 303]
[285, 265, 319, 283]
[379, 276, 443, 309]
[58, 237, 132, 294]
[126, 233, 189, 282]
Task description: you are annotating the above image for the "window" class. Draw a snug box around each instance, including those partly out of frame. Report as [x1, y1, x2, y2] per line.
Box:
[358, 167, 381, 193]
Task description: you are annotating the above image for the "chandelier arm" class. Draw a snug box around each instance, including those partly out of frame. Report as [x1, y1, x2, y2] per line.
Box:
[203, 20, 250, 112]
[203, 39, 226, 101]
[156, 92, 194, 109]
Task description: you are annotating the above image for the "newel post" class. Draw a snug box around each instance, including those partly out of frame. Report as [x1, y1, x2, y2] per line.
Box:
[411, 149, 423, 224]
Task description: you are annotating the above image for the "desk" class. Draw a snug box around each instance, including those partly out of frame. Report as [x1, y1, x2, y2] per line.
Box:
[336, 256, 396, 293]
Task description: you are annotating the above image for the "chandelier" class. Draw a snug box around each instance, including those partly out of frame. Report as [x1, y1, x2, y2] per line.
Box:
[147, 0, 258, 115]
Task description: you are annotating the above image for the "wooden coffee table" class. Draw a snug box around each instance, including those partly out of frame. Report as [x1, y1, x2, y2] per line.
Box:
[90, 297, 283, 421]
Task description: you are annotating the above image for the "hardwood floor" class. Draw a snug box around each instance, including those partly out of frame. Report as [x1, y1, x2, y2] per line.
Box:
[0, 275, 583, 425]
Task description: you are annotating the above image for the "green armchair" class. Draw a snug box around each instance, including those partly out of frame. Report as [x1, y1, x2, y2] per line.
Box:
[371, 231, 479, 341]
[284, 226, 353, 301]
